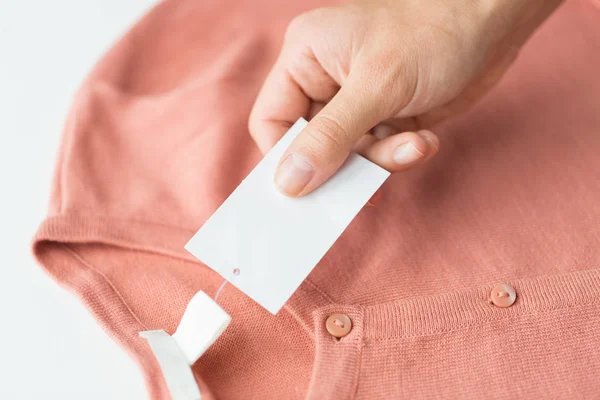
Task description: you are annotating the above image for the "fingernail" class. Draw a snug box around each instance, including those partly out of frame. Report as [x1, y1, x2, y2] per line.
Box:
[417, 130, 439, 152]
[393, 142, 424, 165]
[274, 153, 315, 196]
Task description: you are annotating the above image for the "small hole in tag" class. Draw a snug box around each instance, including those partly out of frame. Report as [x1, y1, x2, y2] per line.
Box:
[232, 268, 240, 276]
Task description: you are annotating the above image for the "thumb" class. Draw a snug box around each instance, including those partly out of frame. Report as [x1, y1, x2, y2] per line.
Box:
[274, 77, 385, 197]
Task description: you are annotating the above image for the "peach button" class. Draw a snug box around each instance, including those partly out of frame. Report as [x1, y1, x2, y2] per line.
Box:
[326, 314, 352, 338]
[490, 284, 517, 308]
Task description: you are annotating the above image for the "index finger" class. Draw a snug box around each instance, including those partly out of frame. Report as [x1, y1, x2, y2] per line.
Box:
[248, 55, 311, 154]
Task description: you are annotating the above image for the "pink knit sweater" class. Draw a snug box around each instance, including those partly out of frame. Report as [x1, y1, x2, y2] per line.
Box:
[33, 0, 600, 398]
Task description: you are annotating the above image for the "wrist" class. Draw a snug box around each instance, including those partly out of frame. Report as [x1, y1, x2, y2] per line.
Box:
[476, 0, 563, 47]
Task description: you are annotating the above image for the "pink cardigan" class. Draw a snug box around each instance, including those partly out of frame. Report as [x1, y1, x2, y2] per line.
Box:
[33, 0, 600, 398]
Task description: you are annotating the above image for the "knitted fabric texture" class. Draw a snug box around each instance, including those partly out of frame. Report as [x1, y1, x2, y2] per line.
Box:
[33, 0, 600, 398]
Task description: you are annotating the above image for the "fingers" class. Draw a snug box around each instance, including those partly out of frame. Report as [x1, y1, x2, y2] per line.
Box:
[248, 27, 339, 155]
[363, 130, 439, 208]
[274, 76, 384, 197]
[248, 56, 312, 154]
[360, 130, 440, 172]
[251, 54, 440, 199]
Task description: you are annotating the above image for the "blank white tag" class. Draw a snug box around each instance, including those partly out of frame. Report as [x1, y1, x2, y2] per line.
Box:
[185, 118, 390, 314]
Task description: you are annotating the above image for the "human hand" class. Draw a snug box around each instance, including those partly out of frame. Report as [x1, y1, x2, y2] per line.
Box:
[249, 0, 561, 197]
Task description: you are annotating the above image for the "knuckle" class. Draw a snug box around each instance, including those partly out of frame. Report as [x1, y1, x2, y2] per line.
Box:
[303, 115, 349, 157]
[366, 50, 420, 115]
[285, 7, 329, 42]
[285, 11, 313, 41]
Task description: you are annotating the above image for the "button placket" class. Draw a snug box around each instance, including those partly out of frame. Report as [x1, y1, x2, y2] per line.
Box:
[306, 306, 363, 400]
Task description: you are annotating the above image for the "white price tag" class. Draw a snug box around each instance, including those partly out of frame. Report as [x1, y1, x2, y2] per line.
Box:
[186, 118, 390, 314]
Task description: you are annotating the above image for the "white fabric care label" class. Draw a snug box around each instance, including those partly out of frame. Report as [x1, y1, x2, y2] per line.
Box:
[139, 291, 231, 400]
[185, 118, 390, 314]
[172, 291, 231, 365]
[139, 330, 201, 400]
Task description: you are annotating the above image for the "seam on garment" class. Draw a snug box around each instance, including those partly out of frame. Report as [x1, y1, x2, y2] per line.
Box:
[47, 213, 340, 312]
[62, 243, 151, 331]
[62, 238, 318, 347]
[362, 300, 600, 342]
[55, 237, 309, 398]
[37, 214, 334, 340]
[43, 242, 181, 398]
[282, 305, 316, 340]
[283, 280, 335, 340]
[36, 214, 600, 341]
[65, 237, 322, 343]
[351, 326, 365, 399]
[45, 213, 200, 233]
[304, 278, 336, 303]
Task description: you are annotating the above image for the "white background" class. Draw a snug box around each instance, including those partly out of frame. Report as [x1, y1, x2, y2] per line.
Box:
[0, 1, 160, 398]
